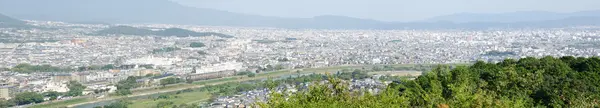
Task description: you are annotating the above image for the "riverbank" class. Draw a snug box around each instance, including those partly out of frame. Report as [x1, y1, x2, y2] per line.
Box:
[29, 64, 455, 108]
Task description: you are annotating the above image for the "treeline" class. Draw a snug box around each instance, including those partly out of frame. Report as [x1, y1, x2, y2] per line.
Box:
[0, 92, 43, 107]
[256, 64, 285, 73]
[76, 64, 115, 71]
[115, 76, 142, 95]
[198, 74, 328, 97]
[0, 81, 86, 107]
[371, 64, 435, 72]
[235, 71, 256, 77]
[95, 26, 234, 38]
[152, 47, 181, 54]
[10, 63, 72, 73]
[159, 77, 183, 87]
[189, 42, 205, 48]
[199, 71, 380, 98]
[335, 69, 370, 80]
[115, 75, 175, 96]
[260, 56, 600, 107]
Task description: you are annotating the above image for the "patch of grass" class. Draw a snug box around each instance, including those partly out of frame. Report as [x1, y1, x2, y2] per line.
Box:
[157, 83, 193, 90]
[52, 64, 465, 107]
[257, 69, 292, 76]
[30, 98, 89, 108]
[303, 66, 364, 73]
[128, 91, 211, 108]
[257, 66, 365, 78]
[193, 77, 238, 85]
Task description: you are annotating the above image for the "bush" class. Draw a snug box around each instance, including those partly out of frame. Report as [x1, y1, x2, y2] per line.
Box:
[13, 92, 44, 105]
[260, 56, 600, 108]
[189, 42, 206, 48]
[236, 71, 252, 76]
[247, 73, 256, 77]
[156, 101, 174, 108]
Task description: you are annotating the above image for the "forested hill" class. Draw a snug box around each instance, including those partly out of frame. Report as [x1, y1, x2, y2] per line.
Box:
[0, 13, 23, 23]
[261, 56, 600, 107]
[0, 13, 28, 28]
[95, 26, 233, 38]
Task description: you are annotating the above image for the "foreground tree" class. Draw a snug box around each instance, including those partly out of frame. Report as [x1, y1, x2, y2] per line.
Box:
[260, 56, 600, 108]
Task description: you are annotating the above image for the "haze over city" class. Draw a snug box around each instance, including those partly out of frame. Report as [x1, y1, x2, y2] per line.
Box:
[174, 0, 600, 21]
[1, 0, 600, 108]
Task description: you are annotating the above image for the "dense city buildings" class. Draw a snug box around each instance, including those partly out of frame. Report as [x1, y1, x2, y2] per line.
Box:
[1, 21, 600, 104]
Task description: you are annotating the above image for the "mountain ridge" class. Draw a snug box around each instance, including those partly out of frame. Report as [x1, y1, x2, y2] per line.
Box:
[1, 0, 600, 29]
[0, 13, 29, 28]
[426, 10, 600, 23]
[95, 26, 234, 38]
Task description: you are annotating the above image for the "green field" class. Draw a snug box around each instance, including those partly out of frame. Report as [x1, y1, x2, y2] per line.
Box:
[129, 91, 211, 108]
[29, 98, 89, 108]
[192, 77, 239, 85]
[28, 64, 463, 108]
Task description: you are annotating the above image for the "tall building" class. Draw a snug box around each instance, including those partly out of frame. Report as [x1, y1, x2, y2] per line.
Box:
[196, 62, 243, 73]
[72, 72, 90, 84]
[52, 73, 72, 83]
[136, 69, 159, 76]
[0, 84, 15, 100]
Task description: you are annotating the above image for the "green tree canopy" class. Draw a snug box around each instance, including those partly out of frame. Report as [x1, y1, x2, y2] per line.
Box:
[66, 81, 86, 96]
[160, 77, 183, 87]
[247, 72, 256, 77]
[13, 92, 44, 105]
[116, 76, 140, 95]
[43, 91, 63, 100]
[152, 47, 181, 54]
[189, 42, 205, 48]
[101, 64, 115, 70]
[95, 26, 234, 38]
[11, 63, 71, 73]
[260, 56, 600, 108]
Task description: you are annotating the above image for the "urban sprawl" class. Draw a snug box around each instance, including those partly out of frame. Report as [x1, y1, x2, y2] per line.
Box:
[1, 21, 600, 106]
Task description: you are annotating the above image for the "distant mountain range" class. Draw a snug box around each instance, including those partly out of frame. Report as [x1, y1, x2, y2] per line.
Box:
[95, 26, 234, 38]
[0, 13, 28, 28]
[426, 10, 600, 23]
[0, 0, 599, 29]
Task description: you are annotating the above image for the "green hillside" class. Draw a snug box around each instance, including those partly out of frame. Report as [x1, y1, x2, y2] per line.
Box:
[262, 56, 600, 108]
[95, 26, 154, 36]
[95, 26, 233, 38]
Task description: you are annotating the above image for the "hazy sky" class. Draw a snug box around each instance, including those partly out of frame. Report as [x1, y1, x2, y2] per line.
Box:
[172, 0, 600, 22]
